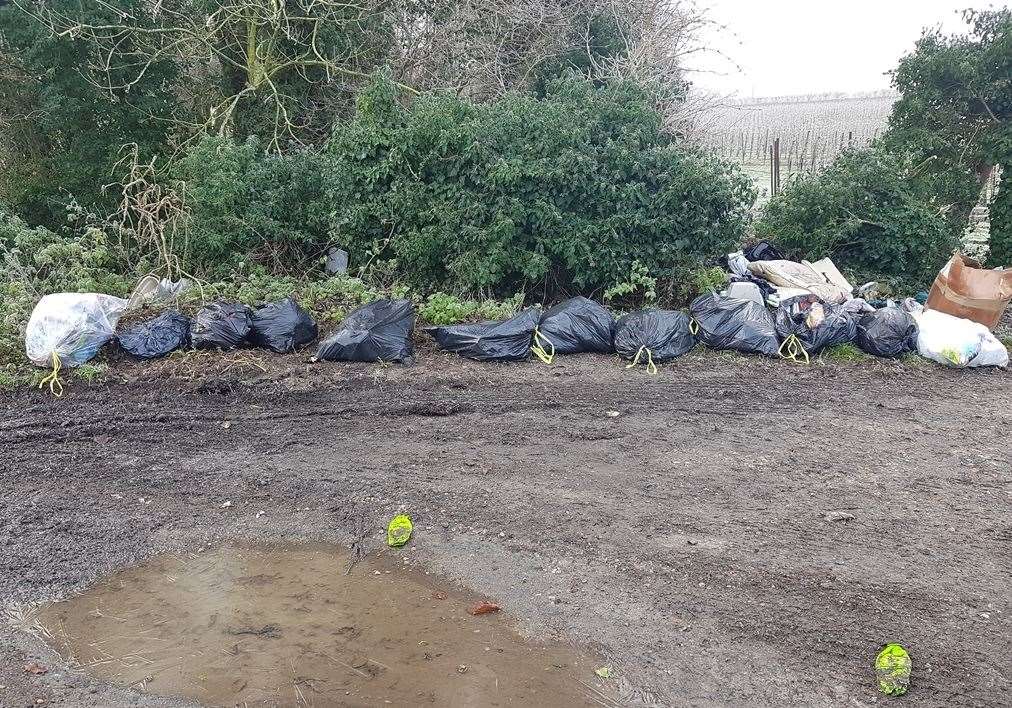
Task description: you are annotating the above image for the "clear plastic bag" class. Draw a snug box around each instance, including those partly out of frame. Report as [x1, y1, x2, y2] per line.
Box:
[25, 293, 129, 369]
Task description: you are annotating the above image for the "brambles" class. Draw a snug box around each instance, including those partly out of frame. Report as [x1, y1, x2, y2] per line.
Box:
[603, 261, 658, 307]
[692, 267, 730, 295]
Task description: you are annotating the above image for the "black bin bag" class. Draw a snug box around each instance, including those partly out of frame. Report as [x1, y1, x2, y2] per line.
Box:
[689, 293, 780, 357]
[537, 297, 614, 354]
[856, 307, 918, 358]
[315, 298, 414, 362]
[743, 240, 786, 262]
[190, 301, 253, 350]
[614, 310, 696, 365]
[118, 311, 190, 359]
[774, 295, 858, 355]
[428, 308, 540, 362]
[250, 298, 318, 353]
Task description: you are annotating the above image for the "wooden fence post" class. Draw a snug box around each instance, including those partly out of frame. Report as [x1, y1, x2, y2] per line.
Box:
[773, 138, 781, 196]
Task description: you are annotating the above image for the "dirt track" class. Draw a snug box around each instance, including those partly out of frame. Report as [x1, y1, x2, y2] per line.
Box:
[1, 347, 1010, 707]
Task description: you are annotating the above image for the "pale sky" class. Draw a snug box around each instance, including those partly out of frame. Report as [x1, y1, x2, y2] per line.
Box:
[691, 0, 1006, 97]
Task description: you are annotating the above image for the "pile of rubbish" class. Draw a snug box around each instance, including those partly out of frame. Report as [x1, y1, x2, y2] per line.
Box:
[717, 245, 1010, 368]
[21, 248, 1011, 393]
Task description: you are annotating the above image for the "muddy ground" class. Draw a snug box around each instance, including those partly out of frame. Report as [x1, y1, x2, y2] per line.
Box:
[1, 346, 1010, 707]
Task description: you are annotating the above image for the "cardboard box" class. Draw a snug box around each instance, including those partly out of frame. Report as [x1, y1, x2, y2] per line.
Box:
[926, 252, 1012, 330]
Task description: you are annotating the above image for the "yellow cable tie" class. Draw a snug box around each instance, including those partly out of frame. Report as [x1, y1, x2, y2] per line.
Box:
[624, 345, 658, 374]
[531, 328, 555, 365]
[625, 345, 645, 370]
[777, 337, 789, 358]
[645, 347, 658, 375]
[38, 351, 64, 398]
[778, 334, 810, 365]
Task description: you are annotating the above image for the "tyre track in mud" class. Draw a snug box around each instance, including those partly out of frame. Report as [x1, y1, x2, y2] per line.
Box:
[0, 371, 920, 442]
[1, 353, 1010, 707]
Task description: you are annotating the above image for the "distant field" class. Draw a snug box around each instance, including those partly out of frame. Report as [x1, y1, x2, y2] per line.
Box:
[699, 92, 898, 200]
[703, 92, 997, 252]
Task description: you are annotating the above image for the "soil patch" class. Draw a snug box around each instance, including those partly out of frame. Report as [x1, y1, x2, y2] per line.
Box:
[1, 350, 1010, 707]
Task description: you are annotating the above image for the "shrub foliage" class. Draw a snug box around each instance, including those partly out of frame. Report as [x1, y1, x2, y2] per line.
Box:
[325, 75, 755, 296]
[756, 149, 959, 285]
[173, 136, 329, 276]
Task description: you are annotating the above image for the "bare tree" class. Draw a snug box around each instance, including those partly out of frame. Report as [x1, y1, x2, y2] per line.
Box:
[383, 0, 717, 127]
[106, 144, 190, 277]
[385, 0, 583, 97]
[9, 0, 719, 152]
[593, 1, 715, 130]
[12, 0, 402, 151]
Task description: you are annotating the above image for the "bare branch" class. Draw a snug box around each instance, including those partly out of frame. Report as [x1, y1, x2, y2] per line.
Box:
[12, 0, 410, 151]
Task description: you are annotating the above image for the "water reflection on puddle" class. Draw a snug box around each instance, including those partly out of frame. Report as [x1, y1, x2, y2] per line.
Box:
[38, 544, 612, 707]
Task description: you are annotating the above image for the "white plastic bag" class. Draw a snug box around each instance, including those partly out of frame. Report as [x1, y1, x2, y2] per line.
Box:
[127, 274, 191, 307]
[727, 251, 750, 277]
[25, 293, 129, 368]
[911, 307, 1009, 368]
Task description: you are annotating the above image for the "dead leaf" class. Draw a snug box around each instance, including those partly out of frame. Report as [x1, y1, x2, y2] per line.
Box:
[432, 591, 447, 600]
[469, 601, 500, 616]
[24, 662, 48, 675]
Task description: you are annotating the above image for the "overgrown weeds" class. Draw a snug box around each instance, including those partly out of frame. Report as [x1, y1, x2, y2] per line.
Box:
[819, 344, 872, 364]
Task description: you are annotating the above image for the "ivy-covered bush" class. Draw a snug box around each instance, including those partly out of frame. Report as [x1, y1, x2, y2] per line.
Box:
[755, 149, 959, 286]
[174, 135, 329, 277]
[0, 1, 181, 228]
[325, 74, 755, 296]
[882, 8, 1011, 240]
[990, 171, 1011, 266]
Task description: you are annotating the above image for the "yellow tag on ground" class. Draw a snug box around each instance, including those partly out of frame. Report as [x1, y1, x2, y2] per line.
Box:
[387, 514, 413, 548]
[875, 643, 911, 696]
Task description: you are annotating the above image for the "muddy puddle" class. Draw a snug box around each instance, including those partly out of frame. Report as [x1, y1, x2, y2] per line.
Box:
[36, 544, 614, 707]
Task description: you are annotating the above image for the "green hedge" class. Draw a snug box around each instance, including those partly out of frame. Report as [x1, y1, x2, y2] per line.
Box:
[325, 74, 755, 296]
[755, 149, 959, 286]
[173, 136, 329, 277]
[989, 168, 1011, 266]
